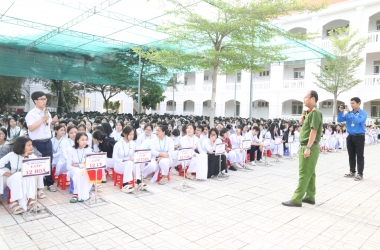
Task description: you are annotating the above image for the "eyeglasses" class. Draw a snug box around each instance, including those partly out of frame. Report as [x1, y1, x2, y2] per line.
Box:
[38, 98, 47, 101]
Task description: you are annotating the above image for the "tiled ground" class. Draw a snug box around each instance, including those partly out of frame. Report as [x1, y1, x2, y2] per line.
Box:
[1, 144, 380, 250]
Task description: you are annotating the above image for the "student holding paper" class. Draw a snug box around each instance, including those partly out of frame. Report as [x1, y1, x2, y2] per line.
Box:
[66, 132, 93, 203]
[0, 137, 45, 214]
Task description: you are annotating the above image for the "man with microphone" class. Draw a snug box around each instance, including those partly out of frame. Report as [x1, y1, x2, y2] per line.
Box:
[25, 91, 59, 192]
[338, 97, 367, 181]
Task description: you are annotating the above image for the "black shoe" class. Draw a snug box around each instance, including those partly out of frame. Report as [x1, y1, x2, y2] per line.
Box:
[229, 166, 238, 171]
[302, 198, 315, 205]
[282, 200, 302, 207]
[101, 180, 107, 183]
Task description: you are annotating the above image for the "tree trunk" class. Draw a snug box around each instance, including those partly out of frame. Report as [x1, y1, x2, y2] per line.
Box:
[332, 91, 338, 122]
[52, 80, 64, 113]
[210, 65, 218, 128]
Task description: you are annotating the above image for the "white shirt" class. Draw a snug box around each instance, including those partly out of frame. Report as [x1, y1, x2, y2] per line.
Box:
[7, 126, 21, 141]
[244, 132, 260, 143]
[25, 107, 52, 140]
[135, 133, 156, 149]
[113, 139, 135, 163]
[180, 135, 204, 153]
[230, 134, 243, 149]
[202, 138, 222, 153]
[110, 131, 122, 142]
[51, 137, 64, 165]
[61, 138, 75, 161]
[66, 147, 92, 169]
[0, 152, 37, 176]
[151, 136, 174, 158]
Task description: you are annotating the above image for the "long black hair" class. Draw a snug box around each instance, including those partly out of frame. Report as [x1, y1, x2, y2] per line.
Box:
[12, 136, 32, 155]
[74, 132, 89, 149]
[6, 117, 17, 138]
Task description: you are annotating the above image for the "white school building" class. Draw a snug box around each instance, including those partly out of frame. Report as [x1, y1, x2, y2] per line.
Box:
[10, 0, 380, 124]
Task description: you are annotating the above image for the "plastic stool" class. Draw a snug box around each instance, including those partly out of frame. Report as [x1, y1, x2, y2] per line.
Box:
[157, 171, 171, 182]
[7, 188, 11, 204]
[52, 167, 56, 181]
[105, 168, 113, 180]
[57, 174, 70, 190]
[267, 150, 272, 157]
[114, 172, 135, 189]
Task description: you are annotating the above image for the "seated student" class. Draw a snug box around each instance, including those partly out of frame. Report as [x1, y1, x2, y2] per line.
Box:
[290, 125, 301, 156]
[283, 124, 295, 154]
[51, 125, 65, 176]
[56, 125, 77, 178]
[335, 124, 344, 149]
[78, 124, 92, 148]
[171, 129, 181, 150]
[113, 126, 144, 193]
[92, 130, 116, 183]
[136, 119, 148, 137]
[135, 123, 155, 149]
[7, 118, 21, 142]
[244, 126, 264, 166]
[143, 125, 174, 185]
[1, 137, 45, 214]
[202, 128, 228, 178]
[180, 124, 208, 180]
[265, 123, 284, 157]
[0, 128, 12, 195]
[66, 132, 93, 203]
[325, 124, 336, 152]
[229, 125, 246, 168]
[220, 128, 238, 171]
[110, 121, 123, 142]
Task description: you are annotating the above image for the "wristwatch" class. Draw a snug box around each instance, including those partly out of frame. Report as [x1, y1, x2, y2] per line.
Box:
[306, 146, 311, 150]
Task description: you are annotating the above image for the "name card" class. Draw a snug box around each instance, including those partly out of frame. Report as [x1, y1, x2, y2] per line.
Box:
[215, 143, 225, 156]
[263, 139, 271, 147]
[288, 136, 294, 143]
[22, 157, 51, 177]
[178, 147, 193, 161]
[242, 140, 251, 150]
[134, 149, 152, 164]
[86, 152, 107, 170]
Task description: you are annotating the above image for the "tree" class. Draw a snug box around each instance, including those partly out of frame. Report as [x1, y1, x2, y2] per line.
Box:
[134, 0, 323, 127]
[42, 80, 82, 113]
[0, 75, 26, 111]
[97, 49, 178, 113]
[86, 83, 128, 113]
[314, 27, 368, 121]
[104, 100, 121, 113]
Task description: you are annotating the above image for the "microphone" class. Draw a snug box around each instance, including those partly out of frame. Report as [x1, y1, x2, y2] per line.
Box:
[44, 109, 49, 126]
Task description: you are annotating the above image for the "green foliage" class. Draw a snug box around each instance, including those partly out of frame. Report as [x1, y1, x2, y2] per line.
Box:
[104, 100, 120, 113]
[43, 80, 82, 113]
[314, 27, 368, 121]
[0, 75, 26, 110]
[134, 0, 324, 126]
[375, 118, 379, 125]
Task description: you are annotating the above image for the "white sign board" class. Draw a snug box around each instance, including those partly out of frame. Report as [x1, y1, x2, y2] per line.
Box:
[22, 157, 51, 177]
[242, 140, 251, 150]
[178, 147, 193, 161]
[86, 152, 107, 170]
[215, 143, 226, 156]
[134, 149, 152, 164]
[288, 136, 294, 143]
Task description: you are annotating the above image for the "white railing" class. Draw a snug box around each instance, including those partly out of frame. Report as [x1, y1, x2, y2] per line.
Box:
[364, 75, 380, 86]
[321, 39, 331, 51]
[183, 86, 195, 92]
[225, 84, 241, 91]
[182, 111, 194, 116]
[253, 82, 270, 90]
[368, 31, 380, 43]
[203, 85, 212, 91]
[283, 80, 305, 89]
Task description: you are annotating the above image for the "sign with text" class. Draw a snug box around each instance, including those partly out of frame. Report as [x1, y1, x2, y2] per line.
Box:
[242, 140, 251, 150]
[215, 143, 225, 156]
[288, 136, 294, 143]
[178, 147, 193, 161]
[22, 157, 51, 177]
[86, 152, 107, 170]
[263, 139, 271, 147]
[134, 149, 152, 164]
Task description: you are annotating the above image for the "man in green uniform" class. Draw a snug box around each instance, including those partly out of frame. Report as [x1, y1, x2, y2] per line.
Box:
[282, 90, 322, 207]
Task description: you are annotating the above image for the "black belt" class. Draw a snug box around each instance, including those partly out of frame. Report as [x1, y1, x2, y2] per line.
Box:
[300, 142, 319, 146]
[32, 139, 50, 142]
[349, 133, 365, 137]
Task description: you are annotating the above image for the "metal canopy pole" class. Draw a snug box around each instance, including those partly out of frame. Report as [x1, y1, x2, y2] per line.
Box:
[172, 87, 175, 116]
[249, 72, 253, 122]
[83, 59, 86, 113]
[234, 72, 237, 118]
[137, 54, 141, 114]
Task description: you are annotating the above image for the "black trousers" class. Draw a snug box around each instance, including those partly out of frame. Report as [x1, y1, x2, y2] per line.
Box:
[346, 134, 365, 176]
[247, 145, 262, 161]
[207, 154, 226, 178]
[32, 140, 54, 186]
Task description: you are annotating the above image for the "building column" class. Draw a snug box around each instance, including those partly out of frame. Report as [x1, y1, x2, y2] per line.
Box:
[195, 71, 204, 93]
[305, 59, 320, 89]
[194, 102, 202, 116]
[270, 63, 284, 86]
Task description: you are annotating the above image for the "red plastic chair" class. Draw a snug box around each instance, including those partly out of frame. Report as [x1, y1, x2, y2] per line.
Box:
[157, 171, 171, 182]
[57, 174, 70, 190]
[114, 172, 135, 189]
[52, 167, 56, 181]
[7, 188, 11, 204]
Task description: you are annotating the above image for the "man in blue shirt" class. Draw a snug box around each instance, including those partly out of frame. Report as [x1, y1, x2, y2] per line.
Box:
[337, 97, 367, 181]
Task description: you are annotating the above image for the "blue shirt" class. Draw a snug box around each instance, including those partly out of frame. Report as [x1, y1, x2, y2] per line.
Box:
[337, 109, 367, 135]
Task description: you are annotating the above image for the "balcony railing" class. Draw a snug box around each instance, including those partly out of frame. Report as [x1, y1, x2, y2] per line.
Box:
[368, 31, 380, 43]
[183, 86, 195, 92]
[225, 84, 241, 91]
[364, 75, 380, 86]
[253, 82, 270, 90]
[321, 39, 331, 51]
[203, 85, 212, 92]
[283, 80, 305, 89]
